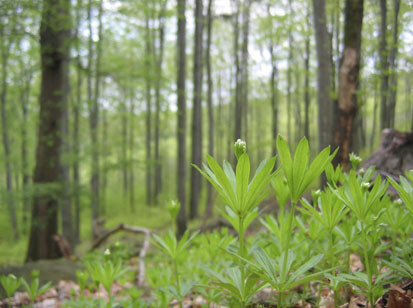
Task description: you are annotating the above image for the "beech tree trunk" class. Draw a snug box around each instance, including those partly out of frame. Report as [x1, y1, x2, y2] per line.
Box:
[27, 0, 71, 261]
[333, 0, 364, 170]
[189, 0, 204, 219]
[304, 1, 311, 140]
[312, 0, 335, 151]
[240, 0, 251, 141]
[233, 0, 242, 141]
[177, 0, 187, 237]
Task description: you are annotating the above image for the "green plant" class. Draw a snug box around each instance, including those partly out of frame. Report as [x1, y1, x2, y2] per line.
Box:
[85, 249, 126, 307]
[0, 273, 21, 299]
[388, 170, 413, 214]
[21, 270, 52, 306]
[194, 139, 277, 258]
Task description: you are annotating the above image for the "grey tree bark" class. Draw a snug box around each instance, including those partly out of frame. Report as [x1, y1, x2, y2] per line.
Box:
[205, 0, 214, 218]
[304, 1, 311, 140]
[177, 0, 187, 237]
[240, 0, 251, 141]
[379, 0, 389, 129]
[312, 0, 335, 150]
[190, 0, 204, 219]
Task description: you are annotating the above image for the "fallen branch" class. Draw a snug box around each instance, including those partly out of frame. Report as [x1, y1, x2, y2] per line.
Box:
[91, 223, 150, 250]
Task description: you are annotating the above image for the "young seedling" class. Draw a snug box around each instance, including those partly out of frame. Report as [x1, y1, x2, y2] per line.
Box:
[0, 274, 21, 300]
[388, 170, 413, 214]
[21, 270, 52, 307]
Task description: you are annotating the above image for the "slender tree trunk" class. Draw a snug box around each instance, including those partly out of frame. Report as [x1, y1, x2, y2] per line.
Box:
[20, 64, 33, 235]
[73, 0, 82, 244]
[333, 0, 364, 170]
[312, 0, 335, 151]
[233, 0, 242, 141]
[304, 2, 311, 140]
[177, 0, 187, 237]
[269, 42, 278, 156]
[379, 0, 389, 129]
[27, 0, 71, 261]
[129, 93, 135, 212]
[190, 0, 204, 219]
[145, 9, 153, 206]
[287, 0, 293, 142]
[205, 0, 214, 219]
[0, 19, 19, 240]
[370, 82, 378, 151]
[153, 0, 167, 204]
[387, 0, 400, 128]
[121, 90, 128, 196]
[240, 0, 251, 141]
[101, 108, 108, 215]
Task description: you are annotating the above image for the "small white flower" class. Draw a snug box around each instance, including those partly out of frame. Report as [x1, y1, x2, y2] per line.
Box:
[234, 139, 247, 159]
[104, 248, 111, 256]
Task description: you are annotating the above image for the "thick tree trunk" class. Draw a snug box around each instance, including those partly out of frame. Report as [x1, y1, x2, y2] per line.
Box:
[0, 21, 19, 240]
[153, 0, 167, 204]
[27, 0, 71, 261]
[205, 0, 214, 218]
[379, 0, 389, 130]
[333, 0, 364, 170]
[387, 0, 400, 128]
[189, 0, 204, 219]
[312, 0, 335, 150]
[176, 0, 187, 237]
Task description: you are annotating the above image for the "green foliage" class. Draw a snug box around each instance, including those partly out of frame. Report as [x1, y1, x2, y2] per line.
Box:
[21, 270, 52, 304]
[0, 274, 22, 299]
[388, 170, 413, 214]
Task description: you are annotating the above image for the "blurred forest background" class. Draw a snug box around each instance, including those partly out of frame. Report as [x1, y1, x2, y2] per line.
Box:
[0, 0, 412, 264]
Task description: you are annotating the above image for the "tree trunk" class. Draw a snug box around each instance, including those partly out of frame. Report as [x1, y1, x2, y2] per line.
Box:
[101, 108, 108, 215]
[0, 17, 19, 240]
[233, 0, 242, 141]
[333, 0, 364, 170]
[27, 0, 71, 261]
[304, 1, 311, 140]
[145, 9, 153, 206]
[205, 0, 214, 219]
[387, 0, 400, 128]
[189, 0, 204, 219]
[269, 43, 278, 156]
[379, 0, 389, 129]
[73, 0, 82, 244]
[129, 92, 135, 212]
[177, 0, 187, 237]
[240, 0, 251, 141]
[287, 0, 293, 142]
[153, 0, 167, 204]
[312, 0, 335, 151]
[59, 91, 74, 247]
[121, 90, 128, 196]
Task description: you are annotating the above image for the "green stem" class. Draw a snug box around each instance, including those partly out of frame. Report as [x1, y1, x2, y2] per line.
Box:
[278, 290, 284, 308]
[328, 230, 339, 308]
[361, 227, 374, 308]
[281, 202, 296, 284]
[173, 258, 182, 308]
[238, 215, 245, 258]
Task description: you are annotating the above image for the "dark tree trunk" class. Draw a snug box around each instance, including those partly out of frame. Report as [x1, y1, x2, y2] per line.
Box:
[145, 10, 153, 206]
[73, 0, 82, 244]
[379, 0, 389, 130]
[370, 81, 379, 152]
[205, 0, 214, 218]
[177, 0, 187, 237]
[269, 42, 278, 156]
[190, 0, 204, 219]
[153, 0, 167, 204]
[333, 0, 364, 170]
[287, 0, 293, 142]
[387, 0, 400, 128]
[27, 0, 71, 261]
[0, 18, 19, 241]
[312, 0, 335, 151]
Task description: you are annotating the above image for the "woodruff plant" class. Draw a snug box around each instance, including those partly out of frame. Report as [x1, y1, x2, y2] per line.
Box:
[194, 138, 277, 258]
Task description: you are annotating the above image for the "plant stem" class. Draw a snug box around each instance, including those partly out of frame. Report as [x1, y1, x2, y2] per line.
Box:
[281, 202, 296, 283]
[238, 215, 245, 258]
[361, 227, 374, 308]
[173, 258, 183, 308]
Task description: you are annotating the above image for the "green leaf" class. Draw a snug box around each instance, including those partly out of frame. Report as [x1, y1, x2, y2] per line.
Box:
[236, 153, 250, 212]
